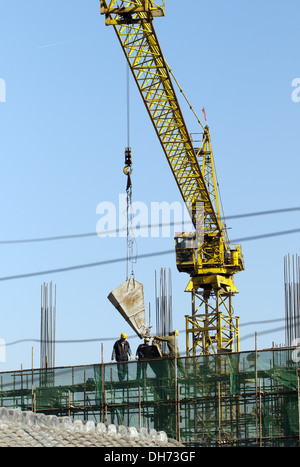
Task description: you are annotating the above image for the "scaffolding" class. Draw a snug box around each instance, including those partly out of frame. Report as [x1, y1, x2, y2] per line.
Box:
[0, 347, 299, 447]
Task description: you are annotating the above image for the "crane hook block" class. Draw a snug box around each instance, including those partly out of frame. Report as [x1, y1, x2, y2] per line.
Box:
[123, 166, 132, 176]
[124, 147, 133, 176]
[125, 147, 132, 166]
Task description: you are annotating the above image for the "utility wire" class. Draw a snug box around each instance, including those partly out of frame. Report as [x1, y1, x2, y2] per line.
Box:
[0, 249, 173, 282]
[226, 206, 300, 220]
[2, 317, 287, 348]
[0, 226, 300, 282]
[0, 232, 97, 245]
[0, 327, 290, 392]
[232, 227, 300, 243]
[0, 206, 300, 244]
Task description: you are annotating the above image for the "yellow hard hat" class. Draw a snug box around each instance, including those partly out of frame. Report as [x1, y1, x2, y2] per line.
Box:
[144, 337, 150, 342]
[174, 330, 179, 336]
[121, 333, 127, 339]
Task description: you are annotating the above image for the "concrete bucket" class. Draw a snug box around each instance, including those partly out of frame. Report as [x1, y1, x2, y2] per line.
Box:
[107, 279, 150, 338]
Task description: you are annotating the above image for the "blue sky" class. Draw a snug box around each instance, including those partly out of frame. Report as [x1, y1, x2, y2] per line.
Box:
[0, 0, 299, 371]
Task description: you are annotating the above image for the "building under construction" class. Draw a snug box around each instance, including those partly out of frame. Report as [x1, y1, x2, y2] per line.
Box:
[0, 262, 299, 447]
[1, 1, 299, 448]
[0, 347, 299, 447]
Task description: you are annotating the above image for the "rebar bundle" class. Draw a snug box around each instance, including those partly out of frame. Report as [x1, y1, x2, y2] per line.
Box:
[284, 254, 300, 346]
[155, 268, 173, 353]
[40, 282, 56, 369]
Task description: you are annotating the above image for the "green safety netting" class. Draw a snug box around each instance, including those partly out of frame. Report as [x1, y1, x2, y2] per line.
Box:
[0, 349, 299, 446]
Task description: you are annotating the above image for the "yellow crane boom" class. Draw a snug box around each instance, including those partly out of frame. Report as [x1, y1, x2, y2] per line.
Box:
[102, 1, 218, 230]
[100, 0, 244, 355]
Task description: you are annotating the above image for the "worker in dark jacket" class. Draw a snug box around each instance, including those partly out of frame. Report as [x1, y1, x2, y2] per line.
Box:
[136, 337, 150, 360]
[112, 333, 133, 381]
[135, 337, 150, 380]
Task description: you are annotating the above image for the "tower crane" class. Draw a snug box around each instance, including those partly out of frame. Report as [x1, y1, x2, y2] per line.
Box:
[100, 0, 244, 356]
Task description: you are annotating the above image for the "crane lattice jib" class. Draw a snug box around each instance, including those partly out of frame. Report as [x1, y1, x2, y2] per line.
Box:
[100, 0, 221, 235]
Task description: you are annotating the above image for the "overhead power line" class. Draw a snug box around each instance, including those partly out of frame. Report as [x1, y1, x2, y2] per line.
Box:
[0, 232, 96, 245]
[0, 249, 174, 282]
[225, 206, 300, 220]
[232, 227, 300, 243]
[0, 225, 300, 282]
[2, 317, 286, 348]
[0, 206, 299, 245]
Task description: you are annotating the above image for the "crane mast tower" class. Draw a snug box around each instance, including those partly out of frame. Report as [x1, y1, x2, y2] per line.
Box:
[100, 0, 244, 355]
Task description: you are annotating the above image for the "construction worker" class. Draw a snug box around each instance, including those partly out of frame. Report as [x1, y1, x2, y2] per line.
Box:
[111, 333, 133, 381]
[136, 337, 150, 360]
[135, 337, 150, 380]
[152, 330, 185, 377]
[152, 330, 180, 358]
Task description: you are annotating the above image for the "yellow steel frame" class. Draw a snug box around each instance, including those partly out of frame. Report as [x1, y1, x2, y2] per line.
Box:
[197, 127, 223, 240]
[186, 290, 239, 356]
[101, 0, 165, 21]
[100, 0, 244, 355]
